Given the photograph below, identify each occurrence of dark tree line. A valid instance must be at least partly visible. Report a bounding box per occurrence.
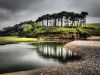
[0,20,35,36]
[36,11,88,27]
[0,11,88,36]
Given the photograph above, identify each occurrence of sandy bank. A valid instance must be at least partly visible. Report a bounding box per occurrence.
[63,40,100,52]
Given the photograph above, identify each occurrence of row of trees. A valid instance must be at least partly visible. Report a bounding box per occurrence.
[36,11,88,27]
[0,21,35,36]
[0,11,88,36]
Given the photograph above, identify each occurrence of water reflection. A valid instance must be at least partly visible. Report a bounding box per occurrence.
[0,42,80,74]
[33,42,80,63]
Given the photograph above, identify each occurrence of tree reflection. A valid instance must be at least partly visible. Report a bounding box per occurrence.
[36,42,80,63]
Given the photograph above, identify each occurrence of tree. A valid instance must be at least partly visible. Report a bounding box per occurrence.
[74,13,80,27]
[44,14,50,26]
[36,17,43,26]
[58,11,67,27]
[65,12,70,27]
[50,13,58,26]
[81,11,88,27]
[69,12,75,27]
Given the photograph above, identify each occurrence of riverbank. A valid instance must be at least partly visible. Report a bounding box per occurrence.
[1,40,100,75]
[0,36,42,44]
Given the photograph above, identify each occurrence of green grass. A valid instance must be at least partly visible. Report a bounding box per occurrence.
[0,36,42,43]
[42,27,92,34]
[86,23,100,34]
[42,27,78,33]
[42,24,100,34]
[87,23,100,28]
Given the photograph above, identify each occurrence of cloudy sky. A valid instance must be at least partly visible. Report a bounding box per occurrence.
[0,0,100,29]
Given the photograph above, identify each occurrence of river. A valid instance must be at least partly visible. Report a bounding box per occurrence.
[0,41,80,74]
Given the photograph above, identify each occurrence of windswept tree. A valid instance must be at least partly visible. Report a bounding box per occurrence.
[66,12,76,27]
[58,11,67,27]
[36,14,50,26]
[36,17,43,26]
[36,11,88,27]
[2,26,15,36]
[44,14,50,26]
[81,11,88,27]
[74,13,80,27]
[50,13,58,26]
[65,12,70,27]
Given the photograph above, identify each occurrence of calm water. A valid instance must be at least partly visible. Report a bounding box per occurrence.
[0,41,80,73]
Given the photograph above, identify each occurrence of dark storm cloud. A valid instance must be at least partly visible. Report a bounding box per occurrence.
[0,0,46,28]
[67,0,100,17]
[0,0,100,29]
[0,0,43,11]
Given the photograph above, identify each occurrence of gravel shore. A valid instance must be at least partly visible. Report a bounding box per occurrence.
[1,40,100,75]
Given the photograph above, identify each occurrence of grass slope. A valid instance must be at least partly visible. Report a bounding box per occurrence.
[0,36,40,43]
[87,23,100,28]
[87,23,100,34]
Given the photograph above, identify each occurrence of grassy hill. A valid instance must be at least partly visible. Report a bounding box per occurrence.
[87,23,100,28]
[86,23,100,35]
[0,22,100,39]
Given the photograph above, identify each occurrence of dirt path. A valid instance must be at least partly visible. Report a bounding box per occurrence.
[1,40,100,75]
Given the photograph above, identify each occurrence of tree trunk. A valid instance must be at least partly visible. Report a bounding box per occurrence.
[54,18,57,26]
[66,19,69,27]
[85,17,86,27]
[47,19,49,26]
[61,18,63,27]
[77,20,79,27]
[42,20,44,26]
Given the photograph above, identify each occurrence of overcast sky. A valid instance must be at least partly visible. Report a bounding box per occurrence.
[0,0,100,29]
